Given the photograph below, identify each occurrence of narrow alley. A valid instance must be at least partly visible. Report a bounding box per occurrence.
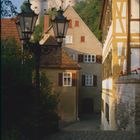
[43,114,140,140]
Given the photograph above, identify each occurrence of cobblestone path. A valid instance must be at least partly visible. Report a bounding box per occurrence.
[43,130,140,140]
[43,114,140,140]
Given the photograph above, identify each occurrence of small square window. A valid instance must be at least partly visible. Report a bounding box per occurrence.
[81,36,85,42]
[69,19,72,28]
[69,54,76,60]
[75,20,79,27]
[85,74,93,86]
[84,55,96,63]
[65,35,73,44]
[63,72,72,86]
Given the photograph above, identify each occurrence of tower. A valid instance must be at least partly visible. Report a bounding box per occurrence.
[30,0,48,24]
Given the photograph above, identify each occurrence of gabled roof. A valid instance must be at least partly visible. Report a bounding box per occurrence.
[1,18,21,45]
[40,6,102,54]
[40,36,80,70]
[64,6,101,45]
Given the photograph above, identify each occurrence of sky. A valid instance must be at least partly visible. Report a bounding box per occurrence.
[11,0,25,12]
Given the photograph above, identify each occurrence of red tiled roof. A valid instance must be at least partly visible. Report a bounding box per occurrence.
[40,46,80,70]
[1,18,21,45]
[40,36,80,70]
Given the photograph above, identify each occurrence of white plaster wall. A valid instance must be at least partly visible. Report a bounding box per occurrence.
[101,93,117,130]
[116,80,138,132]
[102,78,113,90]
[103,22,113,62]
[131,48,140,71]
[130,22,140,33]
[131,0,140,19]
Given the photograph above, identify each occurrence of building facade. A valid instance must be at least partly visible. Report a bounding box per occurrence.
[40,6,102,117]
[63,6,102,116]
[40,41,80,124]
[100,0,140,132]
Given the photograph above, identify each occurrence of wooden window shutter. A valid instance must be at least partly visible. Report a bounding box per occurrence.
[69,19,72,28]
[72,73,76,86]
[82,74,85,86]
[58,73,63,86]
[78,54,83,62]
[75,20,79,27]
[81,36,85,42]
[96,55,102,63]
[93,75,97,87]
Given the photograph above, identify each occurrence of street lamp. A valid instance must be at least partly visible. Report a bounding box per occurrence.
[16,0,69,94]
[16,0,38,41]
[51,7,69,46]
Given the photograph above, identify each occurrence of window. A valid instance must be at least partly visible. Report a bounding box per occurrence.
[69,54,76,60]
[69,19,72,28]
[82,74,97,87]
[58,73,76,87]
[84,55,96,63]
[81,36,85,42]
[63,72,72,86]
[85,74,93,86]
[75,20,79,27]
[65,35,73,44]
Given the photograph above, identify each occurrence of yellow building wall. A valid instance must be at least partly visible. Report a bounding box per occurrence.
[41,68,79,123]
[102,0,140,130]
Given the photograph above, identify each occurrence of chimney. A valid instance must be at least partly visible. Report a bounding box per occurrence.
[44,14,50,33]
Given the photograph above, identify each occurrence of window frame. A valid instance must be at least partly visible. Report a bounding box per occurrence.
[85,74,93,86]
[80,36,85,42]
[84,54,96,63]
[75,20,79,27]
[65,35,73,44]
[63,72,72,87]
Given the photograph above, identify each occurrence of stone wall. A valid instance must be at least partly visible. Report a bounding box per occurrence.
[116,74,140,133]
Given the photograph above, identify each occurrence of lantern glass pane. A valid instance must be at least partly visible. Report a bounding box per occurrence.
[31,15,38,32]
[63,20,69,37]
[57,22,65,37]
[19,16,25,32]
[16,22,23,40]
[24,16,32,32]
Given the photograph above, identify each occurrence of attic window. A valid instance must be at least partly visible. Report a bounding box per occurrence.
[75,20,79,27]
[81,36,85,42]
[69,19,72,28]
[65,35,73,44]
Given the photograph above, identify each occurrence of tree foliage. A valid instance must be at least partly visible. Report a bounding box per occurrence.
[74,0,102,40]
[1,38,59,139]
[1,0,17,17]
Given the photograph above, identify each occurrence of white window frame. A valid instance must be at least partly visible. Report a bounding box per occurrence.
[63,72,72,86]
[65,35,73,44]
[85,74,93,86]
[69,54,76,60]
[84,55,96,63]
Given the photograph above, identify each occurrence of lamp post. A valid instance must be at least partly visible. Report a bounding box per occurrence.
[51,7,69,47]
[16,1,69,95]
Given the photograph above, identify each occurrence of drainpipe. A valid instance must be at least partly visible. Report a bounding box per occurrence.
[126,0,131,75]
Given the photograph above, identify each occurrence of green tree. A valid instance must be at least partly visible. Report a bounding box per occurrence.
[1,0,17,17]
[74,0,102,40]
[1,37,59,140]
